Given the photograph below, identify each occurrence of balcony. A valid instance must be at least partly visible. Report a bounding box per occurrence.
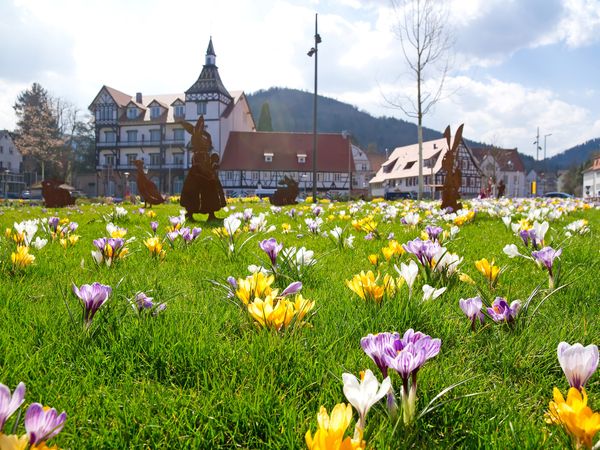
[96,163,188,171]
[97,138,186,148]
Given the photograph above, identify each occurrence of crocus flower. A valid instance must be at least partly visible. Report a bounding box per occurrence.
[259,238,283,266]
[305,403,363,450]
[486,297,521,323]
[394,261,419,299]
[72,282,112,328]
[281,281,302,296]
[360,332,400,378]
[532,246,562,288]
[557,342,599,390]
[425,225,443,242]
[546,387,600,449]
[11,246,35,269]
[475,258,500,287]
[342,369,391,431]
[24,402,67,446]
[0,382,25,431]
[402,238,441,268]
[459,296,485,330]
[503,244,521,259]
[223,215,241,237]
[150,221,159,233]
[422,284,446,301]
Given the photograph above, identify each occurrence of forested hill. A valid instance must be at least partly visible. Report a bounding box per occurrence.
[247,87,600,171]
[246,87,443,153]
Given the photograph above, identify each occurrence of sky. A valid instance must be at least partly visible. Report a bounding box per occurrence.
[1,0,600,158]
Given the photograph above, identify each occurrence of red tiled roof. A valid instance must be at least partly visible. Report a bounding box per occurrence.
[104,86,133,107]
[220,132,353,172]
[471,147,525,172]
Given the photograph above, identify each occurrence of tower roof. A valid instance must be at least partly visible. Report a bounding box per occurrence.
[185,38,231,99]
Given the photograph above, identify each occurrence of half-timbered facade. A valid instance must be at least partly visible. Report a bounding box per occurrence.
[219,132,370,198]
[89,38,255,197]
[370,137,484,198]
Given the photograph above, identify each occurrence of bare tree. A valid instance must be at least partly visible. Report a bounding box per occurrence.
[385,0,453,200]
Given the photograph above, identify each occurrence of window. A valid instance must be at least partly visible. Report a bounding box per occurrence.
[104,131,116,143]
[334,173,342,182]
[173,153,184,166]
[150,106,161,119]
[383,159,397,173]
[0,145,3,154]
[174,105,184,117]
[127,153,137,165]
[150,130,161,142]
[8,147,13,155]
[197,102,207,115]
[404,161,416,170]
[297,154,306,164]
[104,155,115,166]
[149,153,161,166]
[252,172,258,180]
[96,106,115,121]
[7,162,11,170]
[127,107,138,119]
[173,128,184,141]
[127,130,138,142]
[264,153,273,163]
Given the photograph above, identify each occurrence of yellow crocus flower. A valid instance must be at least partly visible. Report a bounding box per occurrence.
[346,271,394,304]
[368,254,379,266]
[146,210,157,218]
[547,387,600,449]
[11,246,35,269]
[305,403,365,450]
[235,272,275,305]
[475,258,500,284]
[282,223,291,233]
[247,294,294,331]
[458,272,476,285]
[144,236,165,259]
[381,246,394,262]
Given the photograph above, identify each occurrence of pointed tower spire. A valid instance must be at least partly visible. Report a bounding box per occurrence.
[205,36,216,66]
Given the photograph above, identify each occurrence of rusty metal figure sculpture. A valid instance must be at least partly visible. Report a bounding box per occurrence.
[133,160,165,207]
[441,124,464,212]
[271,176,299,206]
[41,179,75,208]
[179,116,226,221]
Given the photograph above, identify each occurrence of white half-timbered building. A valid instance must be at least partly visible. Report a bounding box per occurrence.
[370,137,484,198]
[89,38,255,197]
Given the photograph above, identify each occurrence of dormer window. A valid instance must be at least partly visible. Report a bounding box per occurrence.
[174,105,184,117]
[297,153,307,164]
[150,106,161,119]
[127,107,138,119]
[264,152,273,163]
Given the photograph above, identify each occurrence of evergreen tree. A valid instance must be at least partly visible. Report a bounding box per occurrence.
[13,83,64,179]
[257,102,273,131]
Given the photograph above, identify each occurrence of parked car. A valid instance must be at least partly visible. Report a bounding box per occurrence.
[544,192,573,198]
[384,191,415,200]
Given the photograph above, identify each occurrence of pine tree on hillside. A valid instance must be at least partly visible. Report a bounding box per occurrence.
[13,83,64,180]
[257,102,273,131]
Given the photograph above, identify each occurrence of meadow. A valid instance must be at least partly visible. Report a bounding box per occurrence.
[0,197,598,449]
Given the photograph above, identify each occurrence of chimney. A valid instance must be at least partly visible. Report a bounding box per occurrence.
[433,143,437,149]
[135,92,142,103]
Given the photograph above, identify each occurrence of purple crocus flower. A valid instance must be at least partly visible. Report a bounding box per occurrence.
[519,229,530,247]
[166,231,179,242]
[93,237,107,251]
[227,276,238,289]
[24,402,67,446]
[281,281,302,296]
[287,208,297,218]
[0,382,26,431]
[259,238,283,266]
[487,297,521,323]
[459,296,485,330]
[48,217,60,232]
[153,303,167,316]
[360,332,400,378]
[106,237,124,252]
[532,246,562,277]
[425,225,443,242]
[312,206,323,217]
[364,232,374,241]
[150,221,159,233]
[169,216,182,228]
[134,292,154,311]
[68,222,79,233]
[402,238,441,267]
[191,227,202,239]
[72,282,112,327]
[180,227,193,243]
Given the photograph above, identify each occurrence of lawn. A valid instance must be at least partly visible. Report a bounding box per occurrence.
[0,197,598,449]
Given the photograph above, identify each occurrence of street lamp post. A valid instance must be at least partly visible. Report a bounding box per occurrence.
[307,13,321,203]
[544,133,552,161]
[124,172,130,199]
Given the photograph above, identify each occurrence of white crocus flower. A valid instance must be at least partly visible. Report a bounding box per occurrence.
[422,284,446,301]
[14,220,38,246]
[247,265,269,275]
[532,221,549,245]
[511,223,521,235]
[394,261,419,298]
[223,215,241,236]
[402,212,420,226]
[31,237,48,250]
[502,216,512,229]
[330,226,343,240]
[342,369,391,430]
[344,235,355,248]
[114,206,128,218]
[557,342,599,390]
[503,244,521,258]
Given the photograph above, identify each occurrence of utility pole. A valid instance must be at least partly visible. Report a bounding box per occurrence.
[544,133,552,160]
[307,13,321,203]
[534,127,541,161]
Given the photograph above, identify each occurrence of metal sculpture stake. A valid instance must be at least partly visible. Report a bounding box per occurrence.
[179,116,226,221]
[271,176,299,206]
[133,160,165,207]
[441,124,464,212]
[42,179,75,208]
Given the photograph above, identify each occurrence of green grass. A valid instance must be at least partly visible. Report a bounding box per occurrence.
[0,199,598,449]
